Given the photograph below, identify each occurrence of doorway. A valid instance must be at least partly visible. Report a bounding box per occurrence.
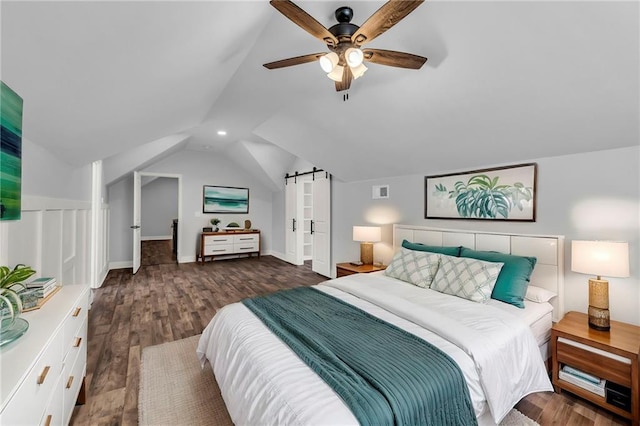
[132,172,182,273]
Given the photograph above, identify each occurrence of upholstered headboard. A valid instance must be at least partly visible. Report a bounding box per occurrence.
[393,224,565,322]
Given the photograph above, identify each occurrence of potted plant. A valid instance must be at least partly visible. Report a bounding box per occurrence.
[0,264,36,330]
[210,218,221,232]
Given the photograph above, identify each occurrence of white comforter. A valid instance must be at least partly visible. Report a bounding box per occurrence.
[197,273,552,425]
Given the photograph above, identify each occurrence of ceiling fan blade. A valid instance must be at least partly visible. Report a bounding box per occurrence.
[363,48,427,69]
[270,0,338,46]
[352,0,424,46]
[335,66,353,92]
[263,53,325,70]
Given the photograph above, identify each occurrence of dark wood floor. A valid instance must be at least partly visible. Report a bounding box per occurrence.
[71,243,629,426]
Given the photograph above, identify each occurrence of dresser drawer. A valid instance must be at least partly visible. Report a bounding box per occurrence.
[63,292,88,353]
[204,235,233,245]
[234,242,259,253]
[204,244,234,255]
[39,374,63,426]
[1,330,63,425]
[62,323,87,425]
[233,234,259,244]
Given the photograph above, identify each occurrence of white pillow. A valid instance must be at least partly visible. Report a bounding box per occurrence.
[525,285,557,303]
[384,247,441,288]
[431,255,504,303]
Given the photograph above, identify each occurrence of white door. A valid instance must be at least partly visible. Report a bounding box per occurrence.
[132,171,141,274]
[285,181,303,265]
[311,174,331,277]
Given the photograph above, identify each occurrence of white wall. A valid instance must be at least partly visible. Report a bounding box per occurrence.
[108,149,274,264]
[327,146,640,325]
[141,177,178,238]
[0,138,98,289]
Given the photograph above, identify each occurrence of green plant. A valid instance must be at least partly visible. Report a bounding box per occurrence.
[435,174,533,219]
[0,264,36,327]
[210,218,221,226]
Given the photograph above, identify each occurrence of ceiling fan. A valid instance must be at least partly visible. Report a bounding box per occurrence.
[264,0,427,92]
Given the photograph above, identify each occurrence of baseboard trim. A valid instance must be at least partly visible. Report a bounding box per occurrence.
[269,251,287,262]
[109,261,133,270]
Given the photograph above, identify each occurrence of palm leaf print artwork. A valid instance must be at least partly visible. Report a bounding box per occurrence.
[426,163,536,221]
[434,174,532,219]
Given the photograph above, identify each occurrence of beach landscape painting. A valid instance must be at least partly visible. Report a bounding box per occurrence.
[0,81,23,221]
[203,185,249,214]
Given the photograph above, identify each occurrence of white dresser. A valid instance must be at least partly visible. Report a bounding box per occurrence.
[0,285,89,425]
[199,230,260,263]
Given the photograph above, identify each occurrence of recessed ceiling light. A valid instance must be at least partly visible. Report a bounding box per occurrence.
[217,130,227,136]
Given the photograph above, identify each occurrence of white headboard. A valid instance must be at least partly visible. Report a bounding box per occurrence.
[393,224,565,322]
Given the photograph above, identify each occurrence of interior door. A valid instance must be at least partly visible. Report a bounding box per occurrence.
[311,174,331,277]
[285,181,300,265]
[132,171,141,274]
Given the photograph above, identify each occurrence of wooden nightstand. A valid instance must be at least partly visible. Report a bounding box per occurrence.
[336,262,386,278]
[551,311,640,425]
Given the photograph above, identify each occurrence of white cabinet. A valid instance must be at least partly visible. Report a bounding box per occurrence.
[0,285,89,426]
[199,231,261,263]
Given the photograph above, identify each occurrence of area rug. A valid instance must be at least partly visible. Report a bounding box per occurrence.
[139,335,539,426]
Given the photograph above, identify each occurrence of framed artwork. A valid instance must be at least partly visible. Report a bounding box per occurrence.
[0,81,23,221]
[425,163,537,221]
[203,185,249,214]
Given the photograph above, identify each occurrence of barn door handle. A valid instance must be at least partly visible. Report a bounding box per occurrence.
[311,220,315,235]
[292,218,296,232]
[130,225,140,229]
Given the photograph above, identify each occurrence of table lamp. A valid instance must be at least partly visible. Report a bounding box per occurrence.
[571,240,629,331]
[353,226,381,265]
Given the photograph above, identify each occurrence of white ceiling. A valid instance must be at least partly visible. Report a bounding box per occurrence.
[2,1,638,185]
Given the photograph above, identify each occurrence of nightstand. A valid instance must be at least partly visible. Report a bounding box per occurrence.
[336,262,386,278]
[551,311,640,425]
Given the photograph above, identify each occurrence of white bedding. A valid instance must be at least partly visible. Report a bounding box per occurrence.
[197,273,553,425]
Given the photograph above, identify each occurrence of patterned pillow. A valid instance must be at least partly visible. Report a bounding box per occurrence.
[384,247,441,288]
[431,255,504,303]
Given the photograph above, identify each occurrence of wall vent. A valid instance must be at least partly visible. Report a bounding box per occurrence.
[372,185,389,199]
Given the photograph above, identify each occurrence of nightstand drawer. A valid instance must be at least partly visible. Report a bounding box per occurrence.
[557,338,632,388]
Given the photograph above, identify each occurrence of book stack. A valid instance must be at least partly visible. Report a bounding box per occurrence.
[559,365,606,397]
[27,277,58,299]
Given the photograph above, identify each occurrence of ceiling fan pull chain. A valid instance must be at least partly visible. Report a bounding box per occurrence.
[343,92,349,102]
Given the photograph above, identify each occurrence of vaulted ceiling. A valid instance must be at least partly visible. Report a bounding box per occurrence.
[2,1,638,187]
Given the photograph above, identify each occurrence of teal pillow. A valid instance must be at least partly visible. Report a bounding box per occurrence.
[459,247,537,308]
[402,240,461,257]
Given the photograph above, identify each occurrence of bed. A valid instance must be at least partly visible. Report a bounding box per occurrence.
[197,225,565,425]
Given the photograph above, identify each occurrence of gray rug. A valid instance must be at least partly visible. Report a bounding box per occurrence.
[139,335,539,426]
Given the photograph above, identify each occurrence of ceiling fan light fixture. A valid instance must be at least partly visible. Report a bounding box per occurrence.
[319,52,339,73]
[345,47,364,67]
[327,65,344,82]
[350,63,368,79]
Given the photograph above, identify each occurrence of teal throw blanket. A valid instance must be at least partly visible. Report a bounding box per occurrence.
[243,287,477,426]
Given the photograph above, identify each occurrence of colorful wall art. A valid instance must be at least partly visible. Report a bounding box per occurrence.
[0,81,23,221]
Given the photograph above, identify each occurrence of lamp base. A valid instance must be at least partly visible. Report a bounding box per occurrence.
[588,305,610,331]
[360,242,373,265]
[588,277,610,331]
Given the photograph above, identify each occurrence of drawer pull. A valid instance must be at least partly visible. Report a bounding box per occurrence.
[44,414,52,426]
[66,375,74,389]
[37,366,50,385]
[239,247,254,250]
[239,237,253,241]
[74,337,83,347]
[212,249,226,252]
[72,307,82,317]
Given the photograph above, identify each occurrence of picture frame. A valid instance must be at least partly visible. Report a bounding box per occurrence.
[0,82,23,221]
[425,163,537,221]
[203,185,249,214]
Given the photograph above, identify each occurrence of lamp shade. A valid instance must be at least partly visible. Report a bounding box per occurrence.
[345,47,364,67]
[319,52,339,73]
[571,240,630,278]
[353,226,381,243]
[327,65,344,82]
